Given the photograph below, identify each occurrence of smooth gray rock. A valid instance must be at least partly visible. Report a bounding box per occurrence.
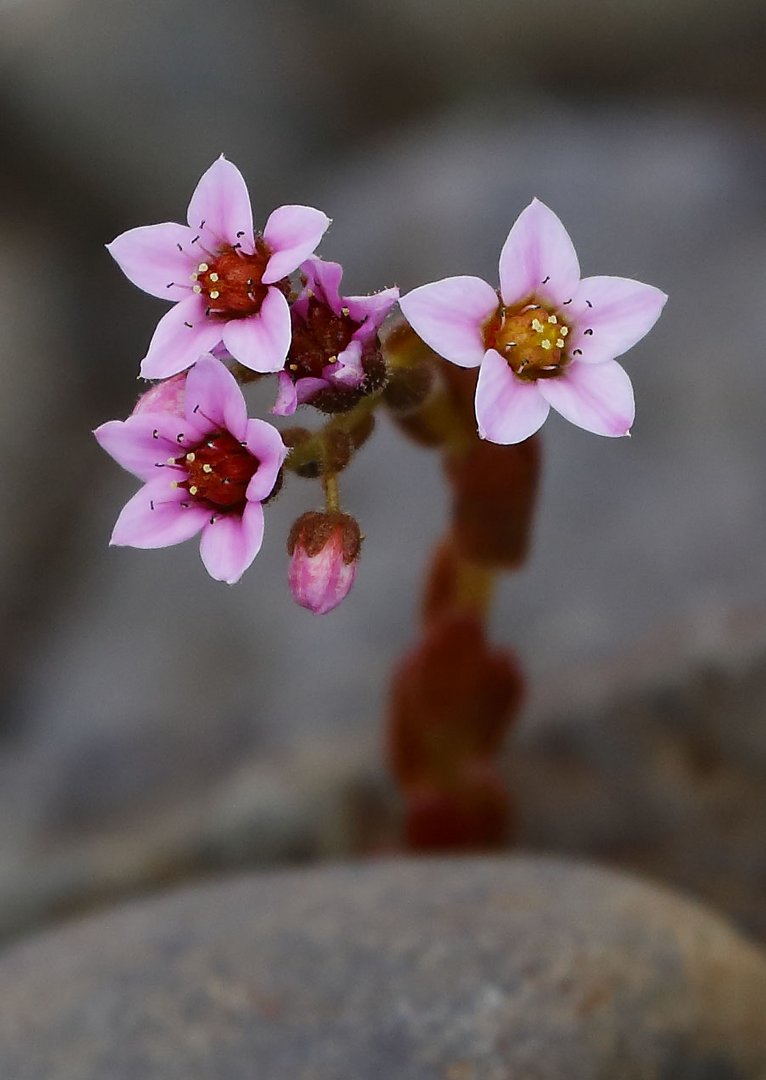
[0,857,764,1079]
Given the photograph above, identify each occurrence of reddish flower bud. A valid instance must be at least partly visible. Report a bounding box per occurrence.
[287,511,362,615]
[388,612,524,788]
[445,434,541,569]
[404,762,513,851]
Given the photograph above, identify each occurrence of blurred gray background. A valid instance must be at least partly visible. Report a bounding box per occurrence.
[0,0,764,942]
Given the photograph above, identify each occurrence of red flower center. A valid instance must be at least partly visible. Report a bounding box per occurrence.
[175,431,259,512]
[484,303,571,382]
[193,240,273,320]
[287,298,359,380]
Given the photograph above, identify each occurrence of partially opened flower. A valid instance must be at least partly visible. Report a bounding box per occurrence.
[108,157,330,380]
[273,257,398,416]
[94,355,287,584]
[400,199,667,444]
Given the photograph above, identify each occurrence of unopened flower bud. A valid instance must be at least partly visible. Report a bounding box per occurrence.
[287,511,362,615]
[132,372,187,417]
[383,357,435,415]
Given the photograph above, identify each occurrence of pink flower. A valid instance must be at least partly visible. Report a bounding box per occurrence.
[94,355,287,584]
[400,199,667,444]
[107,157,330,380]
[273,257,398,416]
[287,510,362,614]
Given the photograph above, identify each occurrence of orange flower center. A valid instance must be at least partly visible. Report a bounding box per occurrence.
[485,303,571,382]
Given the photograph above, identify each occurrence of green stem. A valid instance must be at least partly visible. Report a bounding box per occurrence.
[454,557,496,619]
[323,469,340,513]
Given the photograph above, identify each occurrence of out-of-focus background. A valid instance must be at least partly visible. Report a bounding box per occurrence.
[0,0,764,944]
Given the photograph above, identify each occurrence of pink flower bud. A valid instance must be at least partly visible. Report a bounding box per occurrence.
[287,511,362,615]
[132,372,188,418]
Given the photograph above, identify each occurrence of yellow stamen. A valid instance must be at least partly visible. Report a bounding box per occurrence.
[202,464,213,473]
[186,452,195,462]
[560,326,569,337]
[548,314,558,325]
[209,290,220,300]
[341,307,350,317]
[197,262,209,273]
[189,485,198,495]
[209,272,219,282]
[531,318,544,333]
[540,339,552,351]
[556,338,565,349]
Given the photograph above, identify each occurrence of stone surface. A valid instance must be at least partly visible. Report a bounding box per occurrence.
[0,603,765,948]
[0,857,765,1079]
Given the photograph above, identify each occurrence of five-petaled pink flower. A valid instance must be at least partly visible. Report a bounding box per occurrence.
[273,257,399,416]
[107,157,330,380]
[94,355,287,584]
[400,199,667,444]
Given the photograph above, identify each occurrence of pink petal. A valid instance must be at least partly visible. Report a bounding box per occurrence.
[567,276,668,365]
[262,205,331,284]
[498,199,581,309]
[289,536,357,615]
[301,257,343,313]
[295,377,330,404]
[475,349,550,444]
[95,411,206,481]
[222,287,291,372]
[199,501,265,584]
[538,359,635,437]
[328,340,364,387]
[184,354,247,441]
[110,477,208,549]
[244,419,288,501]
[186,156,255,252]
[140,295,223,379]
[399,276,497,368]
[272,371,299,416]
[346,287,400,338]
[290,292,311,322]
[107,223,196,300]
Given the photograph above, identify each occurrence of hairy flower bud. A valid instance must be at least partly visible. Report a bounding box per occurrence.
[287,511,362,615]
[383,356,435,415]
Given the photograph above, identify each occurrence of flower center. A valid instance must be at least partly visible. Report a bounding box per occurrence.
[485,303,570,382]
[174,431,259,512]
[287,298,359,381]
[192,239,272,319]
